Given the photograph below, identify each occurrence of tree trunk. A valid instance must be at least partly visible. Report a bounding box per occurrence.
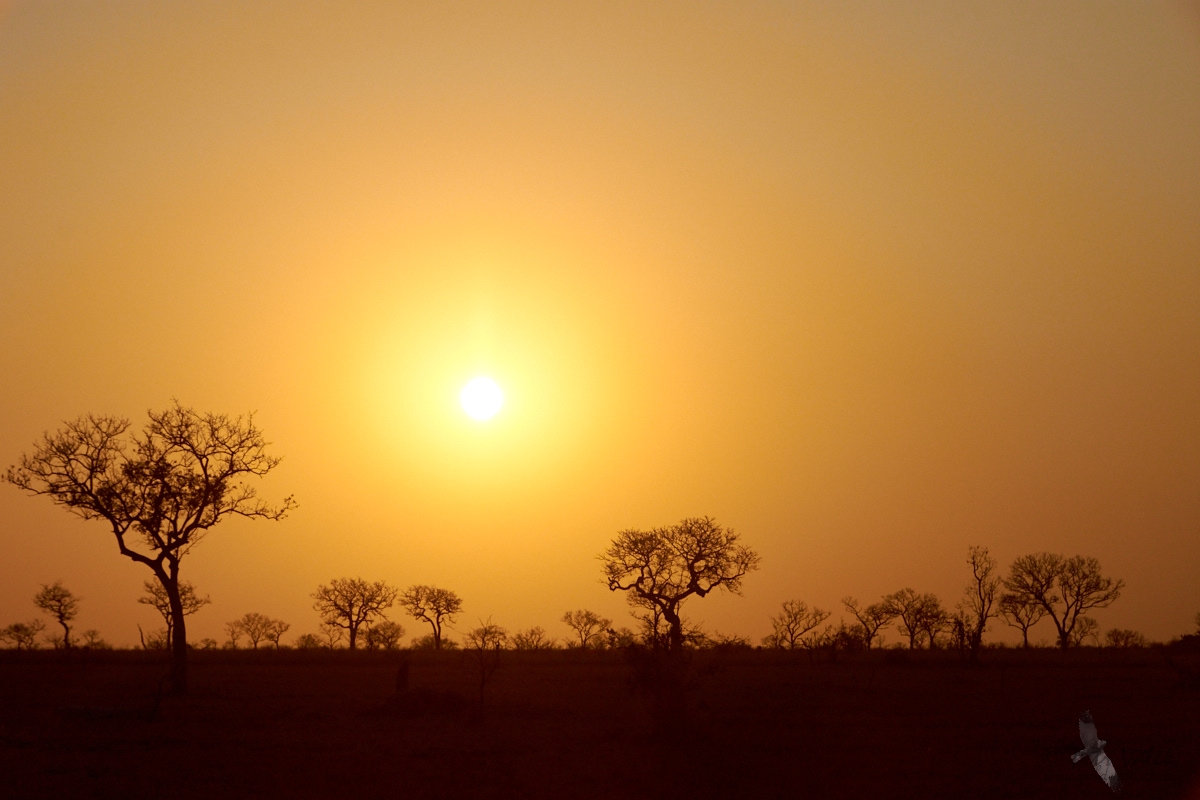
[165,579,188,695]
[348,624,358,650]
[970,622,985,662]
[59,620,72,650]
[662,606,683,653]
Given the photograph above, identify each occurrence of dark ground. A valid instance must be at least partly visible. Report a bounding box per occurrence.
[1,646,1197,799]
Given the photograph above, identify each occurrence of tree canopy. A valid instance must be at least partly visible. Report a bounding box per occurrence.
[1003,553,1124,649]
[33,581,81,649]
[601,517,760,652]
[6,403,294,692]
[312,578,397,650]
[399,585,463,650]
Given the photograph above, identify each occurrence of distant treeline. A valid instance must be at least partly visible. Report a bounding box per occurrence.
[5,404,1198,699]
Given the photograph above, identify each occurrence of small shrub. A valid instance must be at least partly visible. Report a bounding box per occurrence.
[1104,629,1147,648]
[411,633,458,650]
[512,626,557,650]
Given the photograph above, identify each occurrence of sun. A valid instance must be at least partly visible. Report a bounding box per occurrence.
[459,376,504,420]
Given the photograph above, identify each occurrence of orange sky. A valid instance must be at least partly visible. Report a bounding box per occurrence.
[1,2,1197,648]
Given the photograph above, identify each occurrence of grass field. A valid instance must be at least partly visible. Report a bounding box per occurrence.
[1,647,1197,799]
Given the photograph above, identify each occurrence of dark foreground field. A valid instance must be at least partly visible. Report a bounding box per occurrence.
[1,647,1198,799]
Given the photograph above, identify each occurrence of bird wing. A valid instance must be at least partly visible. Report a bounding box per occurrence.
[1079,716,1099,748]
[1090,751,1121,792]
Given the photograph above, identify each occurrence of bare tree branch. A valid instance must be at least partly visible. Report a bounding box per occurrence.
[312,578,397,650]
[399,585,463,650]
[600,517,760,653]
[1004,553,1124,649]
[6,403,293,693]
[761,600,829,650]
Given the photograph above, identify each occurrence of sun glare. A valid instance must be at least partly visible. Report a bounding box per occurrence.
[460,376,504,420]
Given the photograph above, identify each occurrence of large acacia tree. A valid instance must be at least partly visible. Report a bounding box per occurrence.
[841,596,895,649]
[312,578,397,650]
[399,585,463,650]
[882,588,944,649]
[1003,553,1124,649]
[5,403,295,693]
[33,581,81,649]
[601,517,760,653]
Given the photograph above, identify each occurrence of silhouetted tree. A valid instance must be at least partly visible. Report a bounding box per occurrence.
[465,618,507,709]
[137,624,168,650]
[604,626,638,649]
[841,596,895,649]
[705,631,753,650]
[816,620,867,661]
[957,545,1001,661]
[1003,553,1124,649]
[1194,611,1200,634]
[1104,628,1146,648]
[997,592,1046,648]
[628,597,668,648]
[399,585,462,650]
[318,622,344,649]
[561,609,612,648]
[79,629,110,649]
[601,517,760,653]
[882,588,941,649]
[33,581,80,649]
[138,579,211,649]
[762,600,829,650]
[363,620,405,650]
[294,633,323,649]
[223,621,243,649]
[312,578,397,650]
[265,619,290,648]
[5,404,295,693]
[229,612,288,649]
[512,626,557,650]
[916,595,950,649]
[624,591,713,649]
[948,610,970,656]
[1,620,45,650]
[411,633,459,650]
[1070,616,1101,647]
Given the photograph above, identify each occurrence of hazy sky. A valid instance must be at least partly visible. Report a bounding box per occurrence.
[2,2,1197,648]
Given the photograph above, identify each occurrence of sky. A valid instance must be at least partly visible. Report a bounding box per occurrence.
[1,1,1197,648]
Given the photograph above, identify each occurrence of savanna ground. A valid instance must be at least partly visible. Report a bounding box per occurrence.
[1,646,1198,799]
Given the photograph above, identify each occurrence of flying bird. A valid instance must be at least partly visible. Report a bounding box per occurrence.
[1072,710,1122,792]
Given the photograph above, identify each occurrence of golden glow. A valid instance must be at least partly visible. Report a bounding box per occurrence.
[460,376,504,420]
[0,4,1196,648]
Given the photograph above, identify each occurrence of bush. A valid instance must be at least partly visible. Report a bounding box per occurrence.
[363,620,405,650]
[1167,633,1200,653]
[1,621,46,650]
[512,626,557,650]
[1104,629,1147,648]
[293,633,324,650]
[80,630,112,650]
[410,634,458,650]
